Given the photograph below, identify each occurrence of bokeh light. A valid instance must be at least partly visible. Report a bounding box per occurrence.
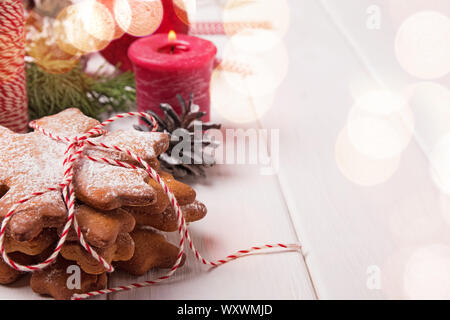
[409,82,450,194]
[173,0,196,26]
[347,91,414,159]
[114,0,164,37]
[407,82,450,154]
[395,11,450,79]
[227,28,284,55]
[80,1,115,42]
[221,30,289,98]
[54,8,83,56]
[210,68,275,123]
[387,0,450,28]
[430,133,450,195]
[54,1,115,55]
[97,0,126,39]
[403,245,450,299]
[223,0,290,39]
[335,127,401,186]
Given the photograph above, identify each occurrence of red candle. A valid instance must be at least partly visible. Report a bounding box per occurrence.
[101,0,189,71]
[128,32,217,121]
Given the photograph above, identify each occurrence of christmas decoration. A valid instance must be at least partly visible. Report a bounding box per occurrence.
[135,94,221,178]
[26,62,136,120]
[25,11,80,74]
[100,0,190,71]
[0,0,28,133]
[24,7,135,120]
[0,109,206,298]
[129,32,217,121]
[0,109,298,300]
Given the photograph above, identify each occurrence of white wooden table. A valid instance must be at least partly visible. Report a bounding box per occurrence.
[3,0,450,300]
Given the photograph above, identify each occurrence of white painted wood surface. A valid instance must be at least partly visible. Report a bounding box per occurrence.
[256,0,450,299]
[2,0,449,300]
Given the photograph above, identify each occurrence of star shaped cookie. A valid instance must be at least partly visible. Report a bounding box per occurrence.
[0,109,169,241]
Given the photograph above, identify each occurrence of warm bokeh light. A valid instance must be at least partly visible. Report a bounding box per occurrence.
[408,82,450,195]
[403,245,450,299]
[221,30,289,97]
[223,0,290,39]
[335,127,401,186]
[430,133,450,195]
[173,0,196,26]
[54,1,114,55]
[80,0,115,42]
[26,12,80,74]
[114,0,164,37]
[407,82,450,154]
[347,91,414,159]
[210,68,275,123]
[387,0,450,28]
[53,7,84,56]
[348,74,381,101]
[96,0,126,39]
[395,11,450,79]
[227,28,283,55]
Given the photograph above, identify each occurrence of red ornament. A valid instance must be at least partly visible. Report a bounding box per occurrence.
[100,0,189,71]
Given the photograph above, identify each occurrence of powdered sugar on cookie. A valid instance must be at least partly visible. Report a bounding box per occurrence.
[0,110,166,240]
[87,130,169,162]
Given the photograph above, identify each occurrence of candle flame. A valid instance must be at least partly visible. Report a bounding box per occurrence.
[168,30,177,42]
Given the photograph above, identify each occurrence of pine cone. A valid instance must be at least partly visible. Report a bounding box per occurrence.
[135,94,221,179]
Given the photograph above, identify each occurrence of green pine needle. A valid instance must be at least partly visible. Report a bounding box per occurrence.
[26,62,136,120]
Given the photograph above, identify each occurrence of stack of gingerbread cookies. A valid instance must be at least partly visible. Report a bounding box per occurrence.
[0,109,207,299]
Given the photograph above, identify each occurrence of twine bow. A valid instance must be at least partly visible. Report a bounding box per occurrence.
[0,112,301,300]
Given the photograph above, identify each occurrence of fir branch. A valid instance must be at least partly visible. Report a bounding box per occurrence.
[26,62,136,120]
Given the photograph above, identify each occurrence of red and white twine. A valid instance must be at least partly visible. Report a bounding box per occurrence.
[190,21,272,36]
[215,58,253,77]
[0,112,300,300]
[0,0,28,133]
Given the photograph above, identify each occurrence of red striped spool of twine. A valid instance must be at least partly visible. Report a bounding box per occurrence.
[0,0,28,133]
